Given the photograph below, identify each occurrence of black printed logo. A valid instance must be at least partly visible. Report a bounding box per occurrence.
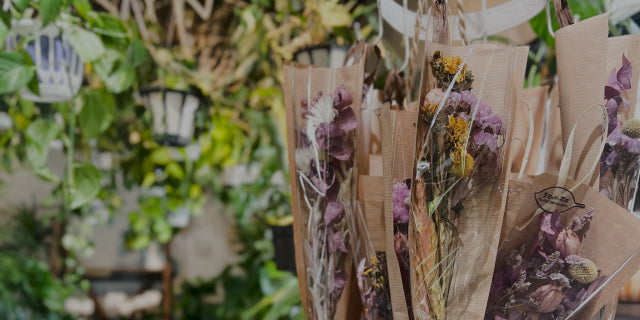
[534,186,585,213]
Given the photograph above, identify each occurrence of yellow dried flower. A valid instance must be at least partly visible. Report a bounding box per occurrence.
[450,151,474,178]
[569,258,598,284]
[445,116,470,150]
[442,56,463,75]
[622,119,640,139]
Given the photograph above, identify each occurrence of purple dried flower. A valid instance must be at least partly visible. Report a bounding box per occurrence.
[331,269,348,299]
[328,229,348,254]
[333,85,353,111]
[473,132,498,153]
[392,182,411,224]
[565,255,588,268]
[474,101,504,135]
[607,54,632,93]
[570,208,594,239]
[324,201,345,227]
[310,161,336,195]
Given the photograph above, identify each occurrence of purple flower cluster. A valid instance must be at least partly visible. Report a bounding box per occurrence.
[487,209,605,320]
[604,55,632,133]
[392,181,411,224]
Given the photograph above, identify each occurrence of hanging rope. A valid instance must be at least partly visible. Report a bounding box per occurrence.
[456,0,467,45]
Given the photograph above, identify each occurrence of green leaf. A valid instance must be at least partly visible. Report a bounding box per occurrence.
[34,166,60,183]
[150,148,172,165]
[25,119,61,167]
[92,47,120,77]
[69,163,101,209]
[0,52,36,94]
[153,218,172,243]
[66,27,105,62]
[41,0,62,26]
[165,162,185,179]
[102,67,135,93]
[12,0,30,12]
[78,89,115,140]
[72,0,92,20]
[122,39,147,69]
[20,49,40,96]
[141,172,157,188]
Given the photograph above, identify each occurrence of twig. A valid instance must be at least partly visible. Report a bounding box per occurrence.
[553,0,574,28]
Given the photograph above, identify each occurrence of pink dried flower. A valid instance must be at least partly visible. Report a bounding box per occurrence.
[392,182,411,224]
[554,228,581,258]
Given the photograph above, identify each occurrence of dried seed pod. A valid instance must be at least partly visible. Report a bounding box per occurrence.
[569,258,598,284]
[555,228,581,257]
[530,283,564,313]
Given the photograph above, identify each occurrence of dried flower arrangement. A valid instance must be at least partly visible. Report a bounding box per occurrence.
[392,179,413,316]
[411,50,506,319]
[356,251,393,320]
[600,54,640,211]
[293,84,358,319]
[486,208,606,319]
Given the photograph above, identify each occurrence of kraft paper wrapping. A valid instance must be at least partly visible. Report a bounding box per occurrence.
[382,103,419,320]
[495,172,640,320]
[547,85,564,174]
[283,59,365,319]
[555,14,609,187]
[359,175,386,252]
[410,42,527,319]
[510,86,549,176]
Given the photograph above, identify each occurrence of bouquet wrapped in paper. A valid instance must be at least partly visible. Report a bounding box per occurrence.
[410,42,526,319]
[487,105,640,319]
[381,103,419,319]
[283,53,365,319]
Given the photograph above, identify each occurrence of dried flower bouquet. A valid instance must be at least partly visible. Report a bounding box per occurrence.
[600,54,640,211]
[293,84,359,319]
[411,50,507,319]
[487,209,606,319]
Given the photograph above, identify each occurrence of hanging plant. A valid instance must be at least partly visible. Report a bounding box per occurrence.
[140,87,206,147]
[4,19,84,102]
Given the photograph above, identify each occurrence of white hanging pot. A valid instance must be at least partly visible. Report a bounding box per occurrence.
[5,19,84,103]
[140,87,204,147]
[293,44,350,68]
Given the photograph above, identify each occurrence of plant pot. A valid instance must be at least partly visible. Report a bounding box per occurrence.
[140,87,204,147]
[5,19,84,102]
[271,225,296,273]
[293,44,349,68]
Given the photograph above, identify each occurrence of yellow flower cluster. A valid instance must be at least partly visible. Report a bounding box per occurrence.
[445,116,469,150]
[445,116,474,178]
[442,56,463,74]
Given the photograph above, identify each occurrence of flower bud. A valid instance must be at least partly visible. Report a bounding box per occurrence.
[555,228,581,257]
[569,258,599,284]
[530,284,564,314]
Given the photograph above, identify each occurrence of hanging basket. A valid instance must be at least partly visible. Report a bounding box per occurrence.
[293,44,349,68]
[140,87,204,147]
[5,19,84,103]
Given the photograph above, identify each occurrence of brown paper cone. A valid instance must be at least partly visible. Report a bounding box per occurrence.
[283,59,365,319]
[555,14,609,187]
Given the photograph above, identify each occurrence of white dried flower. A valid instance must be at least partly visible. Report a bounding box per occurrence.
[305,95,336,149]
[295,147,315,174]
